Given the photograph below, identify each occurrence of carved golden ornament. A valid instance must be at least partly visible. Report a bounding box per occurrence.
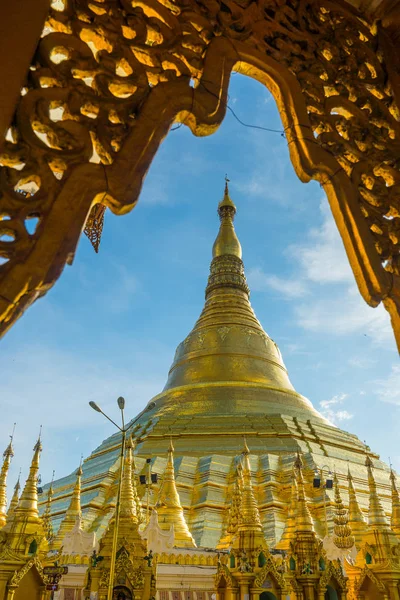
[9,556,48,587]
[254,556,287,588]
[354,565,389,594]
[318,562,347,592]
[84,202,107,252]
[215,564,236,589]
[114,547,145,588]
[1,0,400,348]
[99,567,110,589]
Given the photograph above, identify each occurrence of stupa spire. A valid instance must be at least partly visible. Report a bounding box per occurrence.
[131,436,143,523]
[333,473,354,550]
[347,467,367,546]
[211,177,242,261]
[0,427,15,527]
[160,180,326,428]
[6,470,21,525]
[156,439,196,547]
[365,455,390,530]
[390,469,400,536]
[119,436,137,521]
[219,462,243,549]
[15,431,42,519]
[42,471,54,542]
[294,454,315,534]
[54,460,83,548]
[238,439,262,530]
[276,469,297,550]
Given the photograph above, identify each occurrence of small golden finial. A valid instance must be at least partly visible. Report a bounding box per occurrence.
[0,427,16,527]
[77,455,83,477]
[224,174,230,195]
[294,452,303,471]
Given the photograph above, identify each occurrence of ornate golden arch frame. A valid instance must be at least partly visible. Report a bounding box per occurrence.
[1,0,400,350]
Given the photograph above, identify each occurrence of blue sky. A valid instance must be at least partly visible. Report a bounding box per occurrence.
[1,74,399,493]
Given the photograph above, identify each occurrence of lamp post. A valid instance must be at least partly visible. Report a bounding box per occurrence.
[313,465,333,537]
[89,397,137,600]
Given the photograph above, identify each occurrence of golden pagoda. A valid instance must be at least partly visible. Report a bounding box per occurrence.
[25,182,400,600]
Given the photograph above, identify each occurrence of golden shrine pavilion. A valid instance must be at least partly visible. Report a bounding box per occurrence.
[1,184,400,600]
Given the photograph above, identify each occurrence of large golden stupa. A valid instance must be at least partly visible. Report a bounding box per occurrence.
[45,183,392,551]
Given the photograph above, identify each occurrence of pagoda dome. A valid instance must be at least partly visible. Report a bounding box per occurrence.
[147,181,327,431]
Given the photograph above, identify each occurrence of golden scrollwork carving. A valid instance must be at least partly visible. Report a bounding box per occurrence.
[318,562,347,593]
[9,557,47,587]
[254,556,286,588]
[1,0,400,348]
[353,565,389,594]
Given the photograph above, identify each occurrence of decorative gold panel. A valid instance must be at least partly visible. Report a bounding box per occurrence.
[1,0,400,348]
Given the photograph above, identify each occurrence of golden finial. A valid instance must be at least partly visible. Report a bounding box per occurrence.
[294,451,303,472]
[15,431,42,518]
[294,454,315,534]
[0,425,16,527]
[390,468,400,536]
[333,472,354,550]
[118,435,138,521]
[5,469,21,526]
[218,175,236,215]
[212,178,242,260]
[156,440,196,547]
[130,435,143,524]
[347,466,367,546]
[217,460,244,549]
[276,468,298,550]
[365,454,390,530]
[238,440,262,530]
[43,470,55,542]
[53,459,84,548]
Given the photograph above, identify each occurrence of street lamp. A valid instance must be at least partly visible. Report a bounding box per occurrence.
[89,397,136,600]
[313,465,333,537]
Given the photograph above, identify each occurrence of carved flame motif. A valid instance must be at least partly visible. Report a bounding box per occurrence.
[1,0,400,346]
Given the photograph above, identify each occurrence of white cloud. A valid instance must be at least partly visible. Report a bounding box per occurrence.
[374,364,400,405]
[289,202,354,284]
[247,267,308,298]
[288,201,392,346]
[319,393,354,425]
[0,341,169,496]
[348,356,377,369]
[295,286,392,344]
